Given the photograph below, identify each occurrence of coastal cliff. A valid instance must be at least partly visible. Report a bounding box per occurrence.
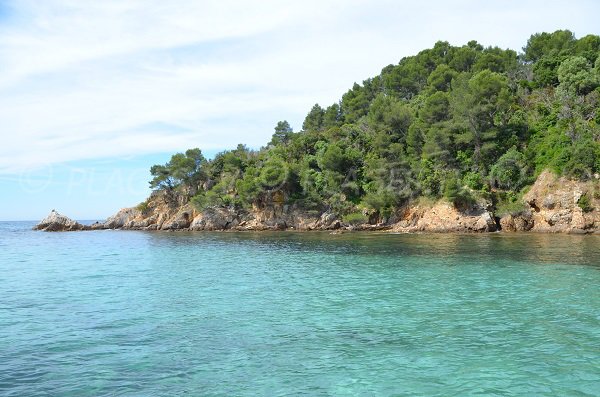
[33,33,600,234]
[36,170,599,233]
[499,170,600,233]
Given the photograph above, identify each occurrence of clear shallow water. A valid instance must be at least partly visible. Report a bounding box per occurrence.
[0,222,599,397]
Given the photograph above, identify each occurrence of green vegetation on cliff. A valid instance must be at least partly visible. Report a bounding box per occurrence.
[150,30,600,220]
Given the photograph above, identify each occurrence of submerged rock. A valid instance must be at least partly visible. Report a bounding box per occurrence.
[34,210,88,231]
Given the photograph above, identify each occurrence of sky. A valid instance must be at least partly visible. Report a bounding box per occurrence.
[0,0,599,221]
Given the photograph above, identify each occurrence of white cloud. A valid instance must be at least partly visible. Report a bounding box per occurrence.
[0,0,598,173]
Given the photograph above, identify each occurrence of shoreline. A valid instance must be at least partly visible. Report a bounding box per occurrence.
[34,222,600,235]
[34,171,600,235]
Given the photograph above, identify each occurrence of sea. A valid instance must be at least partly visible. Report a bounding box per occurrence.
[0,221,599,396]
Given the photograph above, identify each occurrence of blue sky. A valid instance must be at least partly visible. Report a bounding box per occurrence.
[1,0,599,220]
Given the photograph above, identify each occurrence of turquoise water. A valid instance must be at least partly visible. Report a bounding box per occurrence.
[0,222,599,396]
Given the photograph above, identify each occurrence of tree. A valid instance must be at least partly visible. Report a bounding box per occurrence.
[557,56,598,96]
[489,147,528,190]
[149,148,206,192]
[523,30,575,62]
[302,104,325,131]
[532,55,566,87]
[451,70,511,171]
[427,64,457,92]
[149,164,175,190]
[443,175,474,207]
[367,93,413,142]
[562,142,600,180]
[341,83,370,123]
[317,143,360,173]
[421,91,450,124]
[406,122,425,160]
[449,45,478,72]
[383,56,428,99]
[574,34,600,62]
[270,120,293,145]
[323,103,343,128]
[473,47,517,74]
[554,57,600,141]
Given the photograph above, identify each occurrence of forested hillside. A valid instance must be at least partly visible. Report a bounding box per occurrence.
[147,30,600,222]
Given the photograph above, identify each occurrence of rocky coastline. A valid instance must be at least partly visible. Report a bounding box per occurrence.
[35,170,600,234]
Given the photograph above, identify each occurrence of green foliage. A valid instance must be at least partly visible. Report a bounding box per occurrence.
[259,158,289,190]
[494,191,528,216]
[490,147,529,190]
[235,167,262,206]
[450,70,511,171]
[417,159,443,197]
[577,193,593,213]
[367,93,413,136]
[427,64,457,92]
[362,188,398,214]
[533,55,566,87]
[472,47,517,74]
[150,148,206,191]
[463,171,484,190]
[341,79,381,123]
[136,200,150,214]
[323,103,343,128]
[270,120,293,145]
[449,45,477,72]
[148,30,600,219]
[443,176,474,207]
[562,141,600,180]
[383,56,428,99]
[523,30,576,63]
[303,104,325,131]
[342,211,369,225]
[421,91,450,123]
[191,187,235,210]
[557,56,599,96]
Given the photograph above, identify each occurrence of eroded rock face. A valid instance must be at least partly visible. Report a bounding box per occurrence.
[161,208,194,230]
[520,170,599,233]
[190,207,241,231]
[103,208,140,229]
[499,212,534,232]
[392,202,497,233]
[312,211,341,230]
[34,210,88,231]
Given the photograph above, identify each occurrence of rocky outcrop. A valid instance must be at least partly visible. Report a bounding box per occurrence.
[104,207,140,229]
[36,170,600,233]
[498,212,534,232]
[238,206,338,231]
[34,210,88,231]
[160,206,195,230]
[392,202,497,233]
[190,207,241,231]
[499,170,599,233]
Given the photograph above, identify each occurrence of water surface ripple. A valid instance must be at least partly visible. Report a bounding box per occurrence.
[0,222,599,396]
